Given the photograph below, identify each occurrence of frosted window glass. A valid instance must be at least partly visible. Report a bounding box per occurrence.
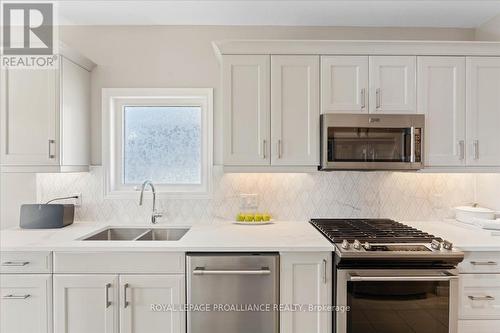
[123,106,202,185]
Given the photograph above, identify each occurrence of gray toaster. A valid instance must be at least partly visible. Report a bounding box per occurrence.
[20,204,74,229]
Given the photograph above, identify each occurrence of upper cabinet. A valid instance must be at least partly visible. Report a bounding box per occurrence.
[321,56,416,114]
[222,55,270,166]
[215,40,500,171]
[222,54,319,168]
[466,57,500,167]
[369,56,417,114]
[418,57,466,167]
[1,47,95,173]
[271,56,320,166]
[321,56,368,113]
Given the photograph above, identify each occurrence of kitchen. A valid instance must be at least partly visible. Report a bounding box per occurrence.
[1,1,500,333]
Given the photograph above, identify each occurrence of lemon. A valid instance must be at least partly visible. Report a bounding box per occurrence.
[244,214,254,222]
[254,214,263,222]
[236,213,245,222]
[262,213,271,222]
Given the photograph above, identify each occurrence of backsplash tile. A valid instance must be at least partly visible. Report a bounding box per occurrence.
[37,167,475,224]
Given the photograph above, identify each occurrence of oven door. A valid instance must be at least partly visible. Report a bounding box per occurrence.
[320,114,424,170]
[336,269,458,333]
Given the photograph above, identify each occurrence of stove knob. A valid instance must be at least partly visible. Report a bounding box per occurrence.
[341,240,350,250]
[363,242,371,250]
[442,240,453,250]
[431,239,441,250]
[353,240,362,250]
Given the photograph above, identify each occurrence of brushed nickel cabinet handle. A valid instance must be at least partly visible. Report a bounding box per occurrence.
[473,140,479,160]
[262,140,266,159]
[468,295,495,301]
[278,139,282,159]
[123,283,129,308]
[105,283,111,308]
[2,294,30,299]
[2,261,29,266]
[360,88,366,109]
[376,88,381,109]
[458,140,465,160]
[48,140,56,159]
[470,261,497,266]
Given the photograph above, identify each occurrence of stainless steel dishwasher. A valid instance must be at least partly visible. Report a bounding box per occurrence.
[187,253,279,333]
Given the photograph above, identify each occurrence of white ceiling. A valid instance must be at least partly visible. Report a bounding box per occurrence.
[50,0,500,28]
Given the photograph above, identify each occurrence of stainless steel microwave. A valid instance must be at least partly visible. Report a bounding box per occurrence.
[320,114,425,170]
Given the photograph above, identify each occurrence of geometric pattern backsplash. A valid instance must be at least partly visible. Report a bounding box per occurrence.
[37,166,475,225]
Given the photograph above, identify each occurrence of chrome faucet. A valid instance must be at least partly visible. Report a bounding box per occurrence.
[139,180,162,224]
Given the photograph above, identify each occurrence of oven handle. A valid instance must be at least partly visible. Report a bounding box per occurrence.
[349,272,458,282]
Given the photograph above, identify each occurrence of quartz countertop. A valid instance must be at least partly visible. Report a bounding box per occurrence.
[0,220,334,252]
[405,220,500,251]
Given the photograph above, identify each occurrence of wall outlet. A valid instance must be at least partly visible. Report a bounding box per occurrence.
[73,193,82,207]
[239,193,259,210]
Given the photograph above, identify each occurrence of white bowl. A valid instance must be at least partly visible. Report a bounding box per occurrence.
[455,205,496,224]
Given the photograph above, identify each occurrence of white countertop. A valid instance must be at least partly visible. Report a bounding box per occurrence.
[2,219,499,253]
[0,220,334,252]
[405,220,500,251]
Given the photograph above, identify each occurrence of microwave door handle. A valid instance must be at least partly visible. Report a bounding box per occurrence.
[410,126,415,163]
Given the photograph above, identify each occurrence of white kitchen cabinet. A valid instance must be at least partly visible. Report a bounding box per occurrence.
[321,56,368,113]
[466,57,500,167]
[222,55,271,166]
[271,55,320,166]
[120,275,184,333]
[458,320,500,333]
[0,274,52,333]
[418,57,466,167]
[0,52,94,172]
[54,274,119,333]
[369,56,417,114]
[280,252,331,333]
[459,273,500,320]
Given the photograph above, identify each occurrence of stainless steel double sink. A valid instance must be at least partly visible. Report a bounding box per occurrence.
[80,227,189,241]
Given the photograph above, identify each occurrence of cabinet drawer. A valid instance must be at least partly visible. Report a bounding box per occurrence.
[0,274,52,333]
[458,320,500,333]
[459,252,500,273]
[54,252,184,274]
[459,274,500,320]
[0,251,52,273]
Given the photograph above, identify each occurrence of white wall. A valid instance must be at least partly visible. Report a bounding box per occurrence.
[475,14,500,41]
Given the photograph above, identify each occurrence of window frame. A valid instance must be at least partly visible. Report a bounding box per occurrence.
[102,88,213,199]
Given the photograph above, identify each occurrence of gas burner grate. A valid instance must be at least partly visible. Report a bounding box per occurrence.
[310,218,440,244]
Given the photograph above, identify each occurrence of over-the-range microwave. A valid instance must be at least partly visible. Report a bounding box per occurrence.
[320,114,425,171]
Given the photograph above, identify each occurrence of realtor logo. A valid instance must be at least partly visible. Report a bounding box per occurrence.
[1,2,57,68]
[2,3,53,55]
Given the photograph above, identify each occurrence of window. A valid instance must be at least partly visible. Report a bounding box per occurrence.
[103,88,213,198]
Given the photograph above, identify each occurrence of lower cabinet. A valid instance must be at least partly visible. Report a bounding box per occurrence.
[280,252,332,333]
[458,320,500,333]
[53,274,119,333]
[0,274,52,333]
[120,275,185,333]
[54,274,184,333]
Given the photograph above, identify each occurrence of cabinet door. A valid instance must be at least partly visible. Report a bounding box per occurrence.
[369,56,416,114]
[466,57,500,166]
[418,57,466,167]
[0,274,52,333]
[120,275,184,333]
[321,56,368,113]
[222,55,271,165]
[271,55,320,166]
[280,252,331,333]
[54,274,118,333]
[0,67,59,165]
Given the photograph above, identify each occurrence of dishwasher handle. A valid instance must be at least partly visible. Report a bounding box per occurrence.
[193,267,271,275]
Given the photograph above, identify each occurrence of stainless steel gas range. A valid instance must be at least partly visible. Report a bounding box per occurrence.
[310,218,464,333]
